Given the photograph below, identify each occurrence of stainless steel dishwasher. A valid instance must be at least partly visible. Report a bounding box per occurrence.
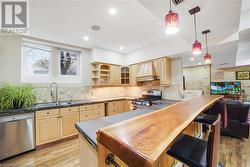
[0,112,35,160]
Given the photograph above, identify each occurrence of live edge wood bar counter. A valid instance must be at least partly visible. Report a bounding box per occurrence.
[97,95,223,167]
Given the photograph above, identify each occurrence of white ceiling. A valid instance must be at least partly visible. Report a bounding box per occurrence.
[27,0,248,67]
[29,0,166,53]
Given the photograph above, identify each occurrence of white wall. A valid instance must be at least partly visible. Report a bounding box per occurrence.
[91,48,127,66]
[126,38,189,65]
[0,36,22,84]
[81,49,92,86]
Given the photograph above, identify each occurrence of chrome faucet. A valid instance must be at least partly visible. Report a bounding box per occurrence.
[50,82,59,105]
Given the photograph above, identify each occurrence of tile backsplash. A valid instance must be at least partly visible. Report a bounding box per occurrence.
[35,85,143,103]
[34,84,181,103]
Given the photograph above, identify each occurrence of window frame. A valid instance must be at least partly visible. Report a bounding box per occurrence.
[57,49,81,77]
[21,40,82,84]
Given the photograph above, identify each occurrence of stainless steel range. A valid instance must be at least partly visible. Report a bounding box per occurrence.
[131,90,162,109]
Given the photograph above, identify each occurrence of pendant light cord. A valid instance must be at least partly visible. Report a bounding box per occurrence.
[205,34,208,54]
[169,0,172,12]
[194,13,197,41]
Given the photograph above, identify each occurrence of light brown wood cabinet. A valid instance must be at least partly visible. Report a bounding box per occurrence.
[36,107,79,146]
[107,100,130,116]
[61,111,79,139]
[79,103,105,121]
[110,65,121,85]
[153,59,160,79]
[36,109,61,146]
[159,57,172,86]
[137,62,153,77]
[36,115,61,146]
[129,64,137,85]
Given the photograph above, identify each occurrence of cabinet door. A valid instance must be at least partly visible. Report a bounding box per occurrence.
[123,100,131,112]
[129,64,137,85]
[107,106,119,116]
[110,65,121,85]
[61,112,79,139]
[36,116,61,146]
[153,59,160,78]
[159,58,172,86]
[80,109,105,121]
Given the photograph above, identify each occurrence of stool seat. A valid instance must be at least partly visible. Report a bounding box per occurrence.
[194,114,217,125]
[167,134,208,167]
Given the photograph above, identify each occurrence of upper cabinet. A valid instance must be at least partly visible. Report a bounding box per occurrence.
[121,67,129,84]
[110,65,121,85]
[91,57,171,87]
[92,62,121,86]
[159,57,172,86]
[137,62,153,77]
[129,64,137,86]
[152,59,160,79]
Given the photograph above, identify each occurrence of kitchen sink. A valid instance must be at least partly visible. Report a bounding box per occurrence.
[35,102,59,108]
[58,101,72,106]
[35,101,74,109]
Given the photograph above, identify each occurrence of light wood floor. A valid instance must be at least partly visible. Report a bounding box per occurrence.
[0,135,249,167]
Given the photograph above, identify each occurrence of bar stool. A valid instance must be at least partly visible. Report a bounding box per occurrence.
[195,100,227,128]
[167,115,221,167]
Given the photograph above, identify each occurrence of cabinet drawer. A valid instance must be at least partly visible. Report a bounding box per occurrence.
[80,109,104,121]
[60,106,78,114]
[79,105,93,111]
[108,102,116,107]
[36,109,59,118]
[107,106,120,116]
[93,103,104,109]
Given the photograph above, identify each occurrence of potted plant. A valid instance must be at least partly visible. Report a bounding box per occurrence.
[0,83,37,111]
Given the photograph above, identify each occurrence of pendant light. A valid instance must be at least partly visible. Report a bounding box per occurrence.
[165,0,179,35]
[189,6,202,55]
[202,29,212,64]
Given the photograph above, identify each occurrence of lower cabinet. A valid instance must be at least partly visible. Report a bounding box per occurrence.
[36,114,61,146]
[79,103,105,121]
[36,101,131,146]
[61,112,79,139]
[36,107,79,146]
[107,100,130,116]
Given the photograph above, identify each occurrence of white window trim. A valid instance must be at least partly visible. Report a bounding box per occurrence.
[21,40,82,84]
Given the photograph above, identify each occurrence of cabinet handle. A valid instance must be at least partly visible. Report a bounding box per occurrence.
[98,113,100,115]
[69,109,71,111]
[85,115,88,117]
[47,112,50,115]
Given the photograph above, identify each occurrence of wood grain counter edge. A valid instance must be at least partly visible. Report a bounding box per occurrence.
[97,95,223,167]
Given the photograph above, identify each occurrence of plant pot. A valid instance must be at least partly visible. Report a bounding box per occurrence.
[13,100,24,109]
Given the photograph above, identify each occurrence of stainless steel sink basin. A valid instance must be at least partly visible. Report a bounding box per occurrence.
[59,101,72,106]
[35,102,59,108]
[35,101,74,108]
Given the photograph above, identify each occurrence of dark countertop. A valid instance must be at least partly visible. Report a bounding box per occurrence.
[0,97,139,117]
[75,100,179,150]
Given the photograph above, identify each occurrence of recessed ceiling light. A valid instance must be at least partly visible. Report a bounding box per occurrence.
[198,62,202,65]
[109,8,117,15]
[83,36,89,41]
[119,46,124,50]
[190,57,195,61]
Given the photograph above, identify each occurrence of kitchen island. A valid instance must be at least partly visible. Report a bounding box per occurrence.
[75,100,179,166]
[97,95,223,167]
[76,95,223,167]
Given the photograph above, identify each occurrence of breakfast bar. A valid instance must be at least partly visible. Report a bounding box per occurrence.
[97,95,223,167]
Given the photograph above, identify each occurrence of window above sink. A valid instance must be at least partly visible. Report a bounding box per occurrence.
[21,40,82,84]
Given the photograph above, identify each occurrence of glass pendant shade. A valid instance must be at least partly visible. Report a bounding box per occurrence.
[204,53,212,64]
[192,40,202,55]
[165,11,179,35]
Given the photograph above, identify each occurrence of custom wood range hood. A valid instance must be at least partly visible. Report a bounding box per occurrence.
[136,61,159,82]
